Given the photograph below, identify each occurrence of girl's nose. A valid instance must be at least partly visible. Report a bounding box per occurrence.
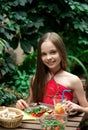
[46,54,52,59]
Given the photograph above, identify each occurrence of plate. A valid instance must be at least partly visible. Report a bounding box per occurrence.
[22,104,53,120]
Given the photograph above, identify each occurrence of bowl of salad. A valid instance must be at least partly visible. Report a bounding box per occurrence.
[39,113,68,130]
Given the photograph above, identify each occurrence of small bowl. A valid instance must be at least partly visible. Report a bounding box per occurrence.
[40,114,68,130]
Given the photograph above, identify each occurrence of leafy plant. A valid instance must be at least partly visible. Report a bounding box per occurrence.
[80,119,88,130]
[4,51,36,101]
[68,55,87,74]
[7,70,30,99]
[0,38,16,80]
[0,83,22,106]
[0,0,88,53]
[19,51,36,75]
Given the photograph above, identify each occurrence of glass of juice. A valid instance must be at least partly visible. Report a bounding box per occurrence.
[53,97,66,114]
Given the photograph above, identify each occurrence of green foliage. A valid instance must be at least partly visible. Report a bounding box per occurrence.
[0,38,9,53]
[19,51,36,75]
[7,70,30,99]
[0,0,88,74]
[80,119,88,130]
[10,52,36,98]
[67,55,88,79]
[0,38,16,77]
[0,51,36,105]
[0,84,22,106]
[0,0,88,52]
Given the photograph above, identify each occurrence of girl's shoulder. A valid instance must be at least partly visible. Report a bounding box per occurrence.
[60,71,81,84]
[55,70,80,81]
[54,70,82,89]
[64,71,82,87]
[63,71,80,79]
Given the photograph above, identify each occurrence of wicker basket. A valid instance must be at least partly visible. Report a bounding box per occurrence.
[0,107,23,128]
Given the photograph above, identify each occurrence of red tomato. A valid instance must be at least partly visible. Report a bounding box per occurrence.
[54,126,60,130]
[43,128,47,130]
[31,113,37,117]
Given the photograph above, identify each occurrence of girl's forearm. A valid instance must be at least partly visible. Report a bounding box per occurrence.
[80,106,88,113]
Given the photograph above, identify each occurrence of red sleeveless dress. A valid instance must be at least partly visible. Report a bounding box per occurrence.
[43,70,73,105]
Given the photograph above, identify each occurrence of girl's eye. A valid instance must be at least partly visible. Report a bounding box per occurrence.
[50,50,57,54]
[41,50,57,57]
[41,53,46,57]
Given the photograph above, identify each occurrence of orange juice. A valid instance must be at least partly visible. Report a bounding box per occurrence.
[53,97,66,114]
[54,103,66,114]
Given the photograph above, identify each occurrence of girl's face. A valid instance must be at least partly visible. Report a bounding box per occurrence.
[41,40,61,72]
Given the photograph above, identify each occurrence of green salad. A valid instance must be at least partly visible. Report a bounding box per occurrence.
[40,118,65,130]
[24,106,49,117]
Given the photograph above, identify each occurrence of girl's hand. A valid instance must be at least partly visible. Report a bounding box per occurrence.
[16,99,29,110]
[65,100,82,113]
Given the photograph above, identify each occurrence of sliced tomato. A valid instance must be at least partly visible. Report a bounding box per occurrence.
[54,126,60,130]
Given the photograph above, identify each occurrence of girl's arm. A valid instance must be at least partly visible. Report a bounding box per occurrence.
[71,76,88,107]
[66,100,88,113]
[66,76,88,113]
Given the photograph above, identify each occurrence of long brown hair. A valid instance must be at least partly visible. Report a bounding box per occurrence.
[32,32,67,103]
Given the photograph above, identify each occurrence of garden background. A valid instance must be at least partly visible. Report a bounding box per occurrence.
[0,0,88,128]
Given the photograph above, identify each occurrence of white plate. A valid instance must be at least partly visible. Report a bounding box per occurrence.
[22,104,53,120]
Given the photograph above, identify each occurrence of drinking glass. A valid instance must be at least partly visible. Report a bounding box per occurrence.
[53,97,66,114]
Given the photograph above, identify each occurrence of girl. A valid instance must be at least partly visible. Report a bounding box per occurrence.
[16,32,88,111]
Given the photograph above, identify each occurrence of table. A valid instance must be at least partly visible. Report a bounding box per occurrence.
[66,112,84,130]
[0,112,84,130]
